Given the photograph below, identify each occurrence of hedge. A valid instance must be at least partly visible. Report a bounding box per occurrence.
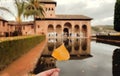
[0,35,45,71]
[96,35,120,40]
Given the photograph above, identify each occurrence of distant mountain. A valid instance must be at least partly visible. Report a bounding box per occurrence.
[91,25,116,34]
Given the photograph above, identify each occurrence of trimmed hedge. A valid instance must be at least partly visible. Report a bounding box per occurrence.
[0,35,45,71]
[96,35,120,40]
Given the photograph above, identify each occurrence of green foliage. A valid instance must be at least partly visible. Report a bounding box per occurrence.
[15,0,25,23]
[0,0,45,22]
[0,7,14,16]
[114,0,120,31]
[0,35,45,71]
[24,0,45,18]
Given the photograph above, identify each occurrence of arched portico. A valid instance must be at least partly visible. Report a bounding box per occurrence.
[46,23,90,38]
[56,25,62,37]
[82,25,87,37]
[63,22,72,37]
[74,25,80,37]
[48,24,54,37]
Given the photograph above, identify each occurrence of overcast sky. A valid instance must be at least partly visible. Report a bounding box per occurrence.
[0,0,116,26]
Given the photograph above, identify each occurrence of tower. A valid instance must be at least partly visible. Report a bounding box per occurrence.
[40,0,57,18]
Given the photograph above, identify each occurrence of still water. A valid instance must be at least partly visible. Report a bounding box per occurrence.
[33,38,120,76]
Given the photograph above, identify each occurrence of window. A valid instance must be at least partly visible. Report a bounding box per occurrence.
[3,22,5,27]
[0,32,2,35]
[38,25,40,28]
[46,8,47,11]
[31,26,34,29]
[49,8,50,11]
[23,26,25,30]
[50,14,52,16]
[52,8,54,11]
[26,32,27,35]
[10,26,12,29]
[15,26,17,30]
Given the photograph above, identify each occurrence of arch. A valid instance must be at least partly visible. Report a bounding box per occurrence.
[63,38,72,53]
[49,8,51,11]
[48,38,55,51]
[64,22,72,28]
[56,25,62,36]
[63,28,69,36]
[82,25,87,37]
[56,38,62,48]
[48,43,54,51]
[48,24,54,37]
[63,22,72,37]
[74,39,80,51]
[52,8,54,11]
[81,39,87,51]
[48,24,54,31]
[74,25,80,37]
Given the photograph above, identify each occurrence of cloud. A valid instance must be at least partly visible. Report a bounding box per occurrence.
[55,0,116,25]
[0,0,16,20]
[55,1,87,14]
[0,0,116,25]
[93,16,114,26]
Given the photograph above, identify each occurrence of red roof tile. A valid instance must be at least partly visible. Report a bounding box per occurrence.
[56,15,92,20]
[0,17,7,21]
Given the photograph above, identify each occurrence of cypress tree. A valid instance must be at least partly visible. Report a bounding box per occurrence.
[114,0,120,31]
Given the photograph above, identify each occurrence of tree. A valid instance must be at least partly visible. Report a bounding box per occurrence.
[24,0,45,19]
[0,7,12,14]
[0,0,45,35]
[12,0,45,35]
[23,0,45,34]
[15,0,25,23]
[11,0,26,35]
[114,0,120,32]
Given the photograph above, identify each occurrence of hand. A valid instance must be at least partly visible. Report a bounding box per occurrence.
[35,68,60,76]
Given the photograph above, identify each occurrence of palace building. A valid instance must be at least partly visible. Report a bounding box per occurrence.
[0,0,92,38]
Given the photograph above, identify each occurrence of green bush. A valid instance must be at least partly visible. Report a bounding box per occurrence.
[0,35,45,71]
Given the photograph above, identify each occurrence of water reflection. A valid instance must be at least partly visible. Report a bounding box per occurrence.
[33,38,92,74]
[63,38,72,52]
[48,42,54,51]
[96,39,120,47]
[33,57,56,74]
[43,38,91,57]
[74,39,80,51]
[112,48,120,76]
[81,38,87,51]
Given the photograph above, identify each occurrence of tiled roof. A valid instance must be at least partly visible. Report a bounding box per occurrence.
[0,16,7,21]
[56,15,92,20]
[39,0,56,5]
[36,14,92,20]
[0,17,2,19]
[39,0,56,2]
[8,21,34,26]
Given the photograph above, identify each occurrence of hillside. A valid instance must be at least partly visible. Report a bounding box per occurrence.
[91,25,116,34]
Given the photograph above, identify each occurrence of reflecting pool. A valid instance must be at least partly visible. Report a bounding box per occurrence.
[33,38,120,76]
[43,38,91,58]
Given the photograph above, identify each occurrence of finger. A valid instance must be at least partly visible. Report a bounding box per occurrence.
[45,68,60,75]
[36,68,60,76]
[51,71,59,76]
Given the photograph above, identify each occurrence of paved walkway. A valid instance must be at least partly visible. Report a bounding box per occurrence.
[0,39,47,76]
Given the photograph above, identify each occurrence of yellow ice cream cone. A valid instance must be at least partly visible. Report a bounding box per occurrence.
[52,44,70,61]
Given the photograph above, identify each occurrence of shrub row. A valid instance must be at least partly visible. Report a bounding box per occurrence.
[96,35,120,40]
[0,35,45,71]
